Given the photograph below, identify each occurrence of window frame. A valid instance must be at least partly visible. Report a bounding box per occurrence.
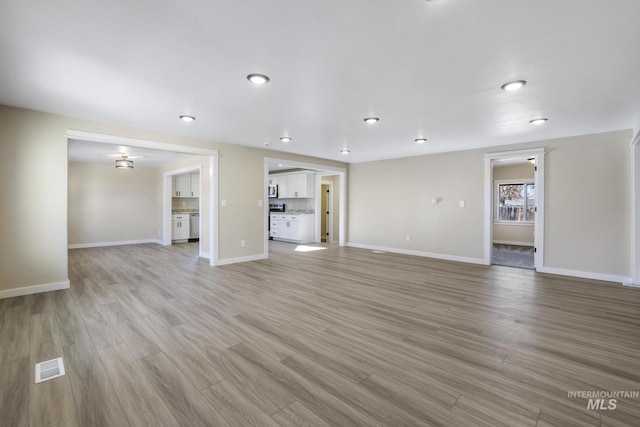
[494,179,535,225]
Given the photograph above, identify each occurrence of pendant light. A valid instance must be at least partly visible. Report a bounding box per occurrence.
[115,155,134,169]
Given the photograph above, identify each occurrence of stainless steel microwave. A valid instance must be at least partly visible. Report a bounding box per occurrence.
[268,184,278,198]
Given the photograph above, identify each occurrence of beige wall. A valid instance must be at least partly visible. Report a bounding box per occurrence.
[493,163,535,245]
[348,129,633,278]
[348,149,485,260]
[0,105,346,294]
[68,162,160,245]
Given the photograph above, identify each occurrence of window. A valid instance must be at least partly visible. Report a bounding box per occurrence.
[496,181,535,223]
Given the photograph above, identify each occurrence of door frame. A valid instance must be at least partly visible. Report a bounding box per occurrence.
[320,180,334,243]
[484,148,545,270]
[263,157,347,255]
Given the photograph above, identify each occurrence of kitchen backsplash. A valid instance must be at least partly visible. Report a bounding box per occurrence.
[280,198,314,212]
[172,197,199,211]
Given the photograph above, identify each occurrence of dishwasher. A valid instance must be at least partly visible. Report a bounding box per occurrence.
[189,213,200,241]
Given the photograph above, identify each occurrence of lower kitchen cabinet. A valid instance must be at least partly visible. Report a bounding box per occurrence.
[172,214,190,241]
[270,214,314,244]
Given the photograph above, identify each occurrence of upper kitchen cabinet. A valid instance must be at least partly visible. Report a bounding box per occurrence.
[190,173,200,198]
[270,172,315,198]
[172,173,199,198]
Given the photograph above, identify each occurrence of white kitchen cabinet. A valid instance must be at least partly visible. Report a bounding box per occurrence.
[271,214,314,243]
[190,173,200,197]
[172,214,190,241]
[173,174,191,197]
[269,172,314,198]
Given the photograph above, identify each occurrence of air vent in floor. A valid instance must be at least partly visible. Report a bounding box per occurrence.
[35,357,65,383]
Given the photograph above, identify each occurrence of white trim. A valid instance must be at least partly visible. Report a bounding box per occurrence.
[492,240,534,247]
[0,280,70,299]
[537,266,631,286]
[69,239,162,249]
[623,282,640,288]
[199,251,211,259]
[67,130,220,157]
[210,154,219,266]
[630,143,640,284]
[346,242,486,265]
[485,148,545,270]
[264,157,347,173]
[215,253,268,266]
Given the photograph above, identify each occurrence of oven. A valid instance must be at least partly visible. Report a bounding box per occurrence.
[268,203,285,240]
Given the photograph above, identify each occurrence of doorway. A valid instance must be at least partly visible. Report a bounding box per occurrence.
[320,181,334,243]
[263,158,347,256]
[484,149,545,270]
[67,130,219,266]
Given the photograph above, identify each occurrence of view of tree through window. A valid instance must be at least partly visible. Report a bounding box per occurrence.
[497,182,535,222]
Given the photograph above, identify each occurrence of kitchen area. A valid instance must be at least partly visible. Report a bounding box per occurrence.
[171,172,200,243]
[268,171,316,244]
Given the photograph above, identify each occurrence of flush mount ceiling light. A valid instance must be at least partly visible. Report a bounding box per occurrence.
[414,138,427,144]
[263,142,271,146]
[179,115,195,122]
[363,117,380,124]
[340,148,350,154]
[501,80,527,91]
[247,74,270,85]
[529,118,548,125]
[280,136,292,143]
[115,155,133,169]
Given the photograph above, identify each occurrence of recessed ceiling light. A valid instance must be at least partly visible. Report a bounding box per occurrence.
[364,117,380,124]
[340,148,350,154]
[529,118,548,125]
[501,80,527,91]
[280,136,292,143]
[414,138,427,144]
[179,115,195,122]
[247,74,270,85]
[263,142,270,146]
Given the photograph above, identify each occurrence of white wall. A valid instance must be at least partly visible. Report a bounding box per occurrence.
[68,162,160,246]
[348,130,633,279]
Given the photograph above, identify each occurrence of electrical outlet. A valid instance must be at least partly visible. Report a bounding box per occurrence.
[221,200,227,207]
[258,200,263,207]
[240,240,246,248]
[459,200,465,207]
[406,235,411,242]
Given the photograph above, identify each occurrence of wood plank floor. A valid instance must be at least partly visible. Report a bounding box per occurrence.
[1,241,640,426]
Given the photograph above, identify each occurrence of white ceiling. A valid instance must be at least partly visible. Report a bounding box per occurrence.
[2,0,639,164]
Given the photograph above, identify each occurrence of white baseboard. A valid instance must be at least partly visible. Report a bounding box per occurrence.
[214,253,268,266]
[199,252,211,259]
[68,239,162,249]
[0,280,70,300]
[537,266,632,285]
[346,242,487,265]
[622,282,640,288]
[493,240,534,247]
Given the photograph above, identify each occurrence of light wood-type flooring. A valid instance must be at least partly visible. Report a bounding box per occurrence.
[1,241,640,426]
